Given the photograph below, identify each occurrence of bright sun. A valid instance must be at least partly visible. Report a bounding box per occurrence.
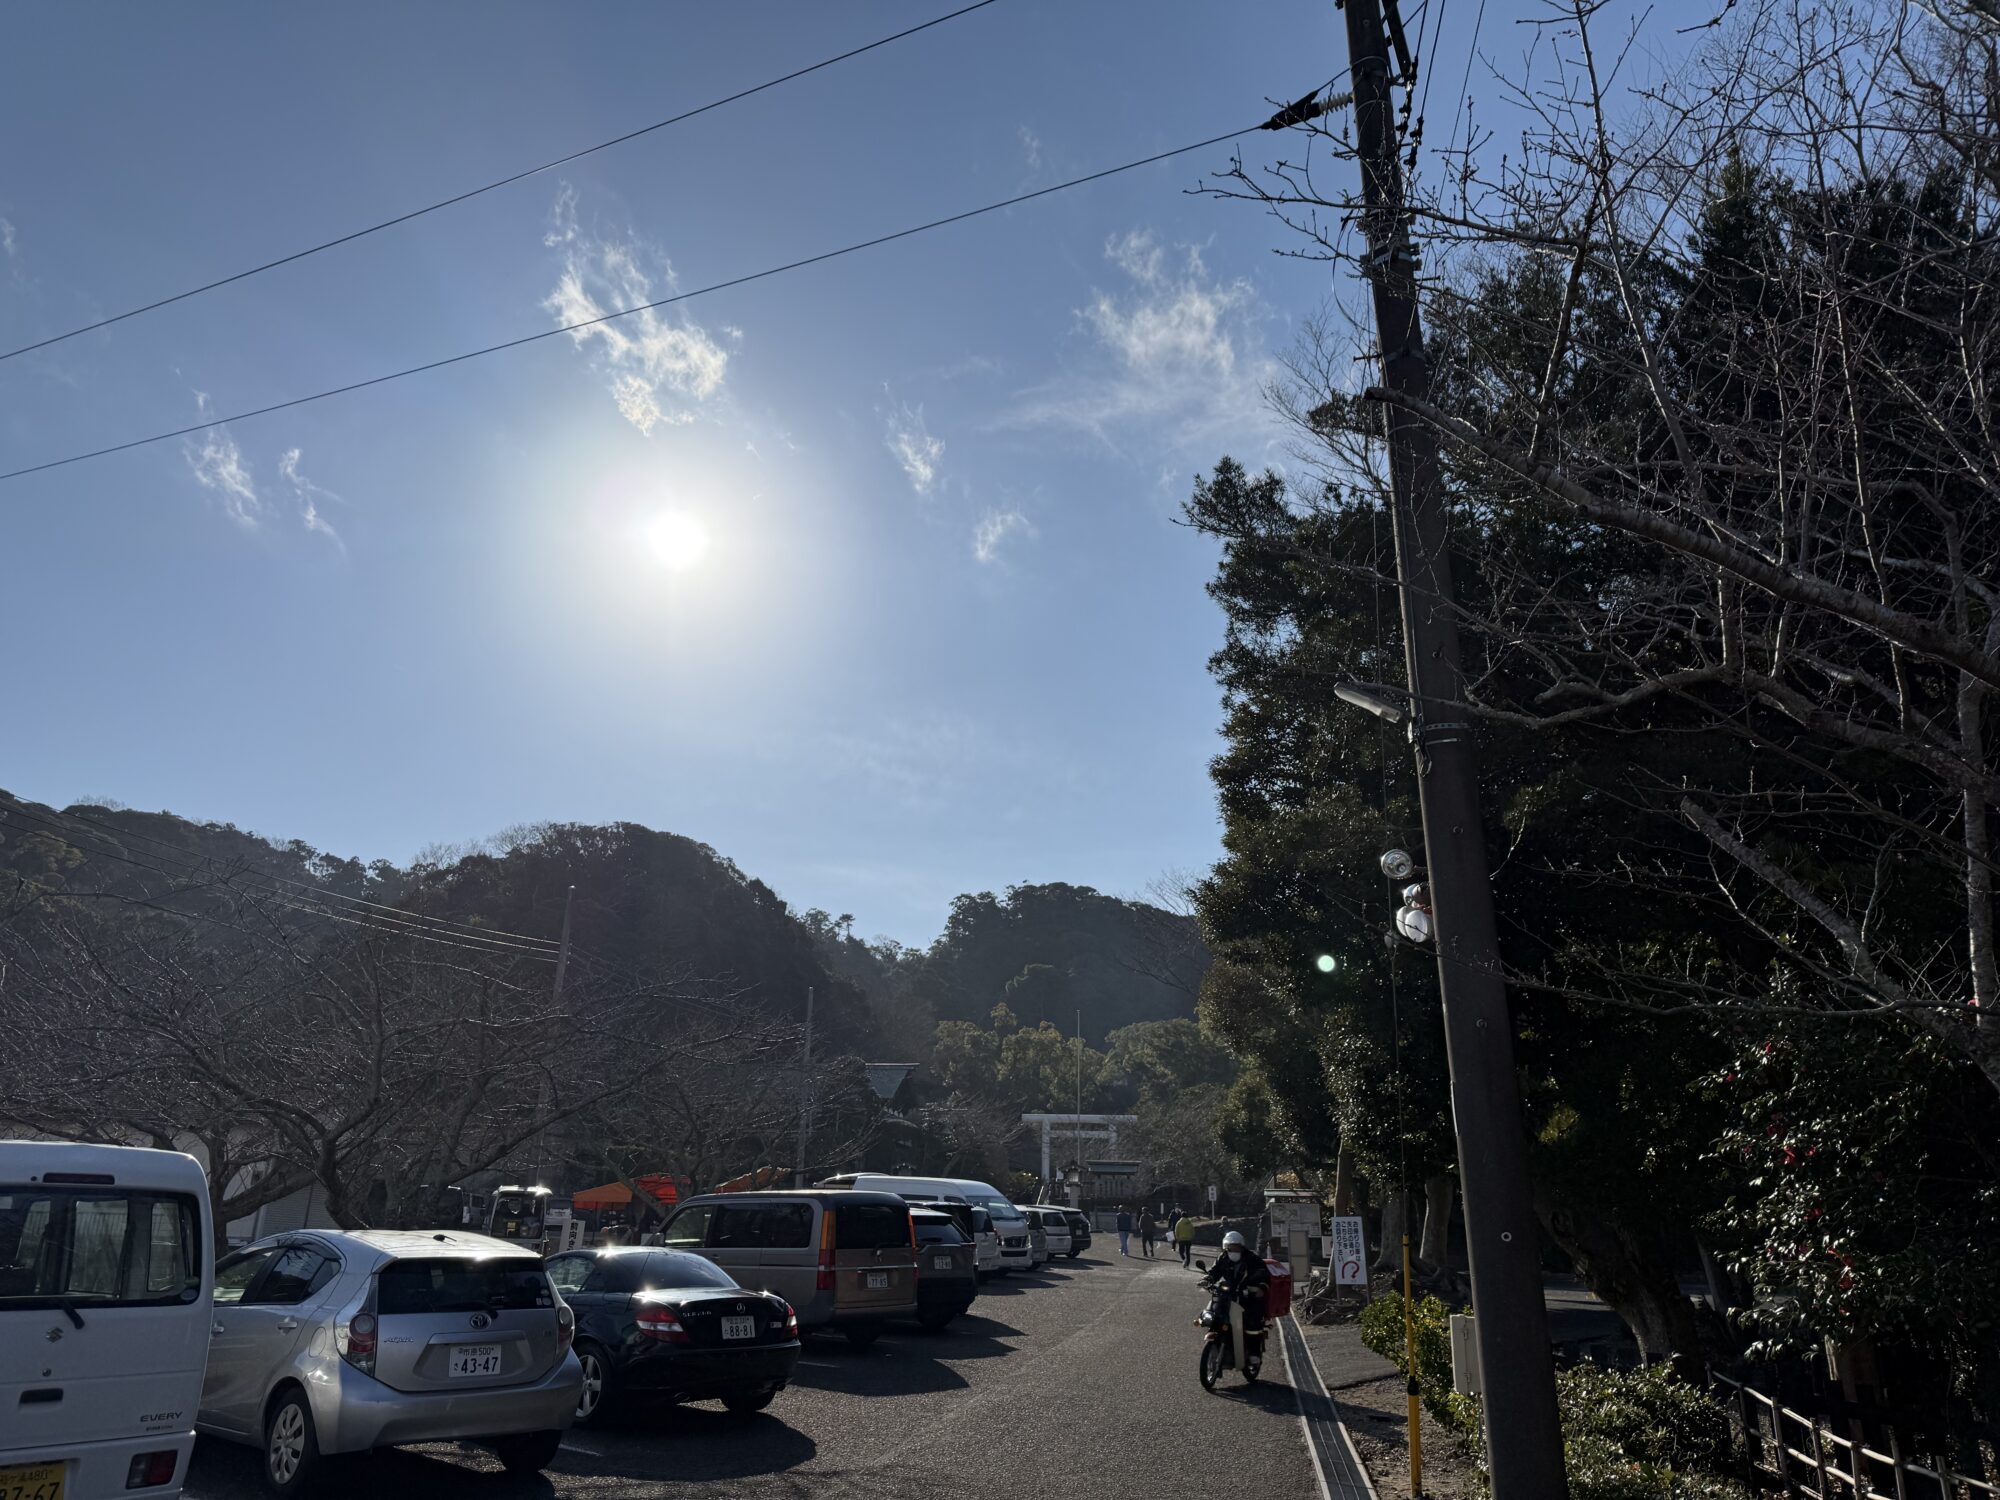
[644,511,711,573]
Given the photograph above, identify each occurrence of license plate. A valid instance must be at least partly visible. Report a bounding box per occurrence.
[0,1462,64,1500]
[865,1271,888,1289]
[933,1254,954,1270]
[448,1342,503,1377]
[721,1315,756,1340]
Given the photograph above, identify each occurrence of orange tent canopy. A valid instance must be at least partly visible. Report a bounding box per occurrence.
[571,1174,680,1211]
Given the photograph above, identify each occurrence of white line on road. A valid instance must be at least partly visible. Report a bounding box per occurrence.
[559,1441,603,1457]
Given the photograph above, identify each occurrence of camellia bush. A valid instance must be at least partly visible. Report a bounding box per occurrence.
[1361,1294,1750,1499]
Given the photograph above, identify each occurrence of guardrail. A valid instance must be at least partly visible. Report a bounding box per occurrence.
[1714,1371,1997,1500]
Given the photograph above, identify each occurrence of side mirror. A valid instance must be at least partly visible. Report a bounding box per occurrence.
[1193,1258,1207,1272]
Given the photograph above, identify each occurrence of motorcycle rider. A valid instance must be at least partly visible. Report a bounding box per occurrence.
[1202,1230,1272,1324]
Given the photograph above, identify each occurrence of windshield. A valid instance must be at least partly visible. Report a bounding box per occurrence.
[0,1185,202,1309]
[978,1197,1025,1223]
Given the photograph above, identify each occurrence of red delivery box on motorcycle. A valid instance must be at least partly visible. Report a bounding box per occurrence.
[1263,1258,1292,1319]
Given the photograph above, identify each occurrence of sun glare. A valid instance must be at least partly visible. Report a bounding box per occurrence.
[644,510,712,572]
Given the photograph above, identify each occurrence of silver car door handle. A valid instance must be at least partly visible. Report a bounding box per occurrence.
[275,1317,300,1331]
[212,1323,225,1336]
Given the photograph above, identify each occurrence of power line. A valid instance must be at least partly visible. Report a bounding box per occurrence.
[0,121,1261,485]
[0,798,560,959]
[51,801,562,949]
[0,0,1002,365]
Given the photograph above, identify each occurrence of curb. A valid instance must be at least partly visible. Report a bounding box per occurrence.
[1277,1314,1383,1500]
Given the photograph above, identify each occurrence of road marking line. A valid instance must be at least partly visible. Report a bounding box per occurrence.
[559,1440,603,1456]
[1276,1314,1381,1500]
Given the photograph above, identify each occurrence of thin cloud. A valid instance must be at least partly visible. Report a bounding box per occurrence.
[885,400,944,495]
[278,448,344,548]
[1019,125,1043,173]
[0,217,15,258]
[973,508,1034,564]
[544,185,729,436]
[1004,228,1279,459]
[182,393,261,528]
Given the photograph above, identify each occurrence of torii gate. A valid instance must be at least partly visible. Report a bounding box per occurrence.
[1020,1112,1139,1189]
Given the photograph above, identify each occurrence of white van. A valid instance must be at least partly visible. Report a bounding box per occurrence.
[816,1175,1033,1274]
[0,1142,213,1500]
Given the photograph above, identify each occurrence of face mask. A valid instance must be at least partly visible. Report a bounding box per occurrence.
[1226,1249,1243,1262]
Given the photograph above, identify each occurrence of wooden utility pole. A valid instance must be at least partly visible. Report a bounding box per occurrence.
[1339,0,1569,1493]
[794,986,815,1189]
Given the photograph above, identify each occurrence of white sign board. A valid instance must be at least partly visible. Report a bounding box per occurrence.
[1267,1197,1321,1236]
[1330,1216,1367,1287]
[1207,1183,1218,1206]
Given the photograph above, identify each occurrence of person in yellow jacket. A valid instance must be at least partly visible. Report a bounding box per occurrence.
[1173,1209,1196,1267]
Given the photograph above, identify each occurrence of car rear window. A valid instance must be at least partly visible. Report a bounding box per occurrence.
[377,1258,553,1314]
[915,1220,967,1246]
[834,1204,909,1250]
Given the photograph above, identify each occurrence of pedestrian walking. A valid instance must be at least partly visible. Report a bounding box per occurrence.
[1115,1204,1133,1256]
[1174,1210,1195,1267]
[1139,1207,1158,1258]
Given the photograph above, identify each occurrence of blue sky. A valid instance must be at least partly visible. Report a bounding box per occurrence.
[0,1,1680,946]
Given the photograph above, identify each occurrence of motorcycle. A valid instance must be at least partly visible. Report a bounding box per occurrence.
[1191,1258,1266,1391]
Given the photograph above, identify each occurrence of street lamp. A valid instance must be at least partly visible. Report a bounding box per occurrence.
[1334,680,1409,724]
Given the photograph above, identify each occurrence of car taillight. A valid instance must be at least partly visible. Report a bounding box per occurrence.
[126,1450,178,1489]
[342,1310,378,1375]
[636,1305,689,1344]
[778,1299,799,1338]
[817,1208,836,1292]
[909,1214,920,1284]
[557,1301,575,1352]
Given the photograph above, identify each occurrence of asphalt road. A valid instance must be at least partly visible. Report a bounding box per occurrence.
[184,1248,1321,1500]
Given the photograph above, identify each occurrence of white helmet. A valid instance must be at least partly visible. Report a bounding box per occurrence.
[1221,1230,1248,1250]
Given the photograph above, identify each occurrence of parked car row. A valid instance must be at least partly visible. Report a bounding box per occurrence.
[2,1147,1101,1500]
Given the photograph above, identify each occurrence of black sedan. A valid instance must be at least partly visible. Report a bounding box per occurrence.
[547,1246,801,1425]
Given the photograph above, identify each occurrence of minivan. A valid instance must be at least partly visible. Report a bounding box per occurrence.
[0,1141,213,1500]
[816,1175,1033,1274]
[662,1191,917,1346]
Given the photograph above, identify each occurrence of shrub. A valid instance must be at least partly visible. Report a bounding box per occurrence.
[1358,1292,1479,1432]
[1557,1362,1735,1478]
[1358,1293,1750,1497]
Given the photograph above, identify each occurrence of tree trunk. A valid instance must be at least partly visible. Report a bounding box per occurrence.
[1375,1185,1409,1271]
[1419,1173,1455,1268]
[1533,1179,1704,1377]
[1331,1144,1357,1216]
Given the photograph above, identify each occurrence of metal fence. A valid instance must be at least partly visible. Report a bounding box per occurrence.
[1715,1371,1997,1500]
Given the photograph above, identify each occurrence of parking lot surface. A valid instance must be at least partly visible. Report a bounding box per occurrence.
[183,1250,1320,1500]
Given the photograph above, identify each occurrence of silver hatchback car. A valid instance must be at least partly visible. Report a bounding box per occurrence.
[199,1229,581,1495]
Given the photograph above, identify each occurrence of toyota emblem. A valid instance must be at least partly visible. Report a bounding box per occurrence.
[468,1311,491,1329]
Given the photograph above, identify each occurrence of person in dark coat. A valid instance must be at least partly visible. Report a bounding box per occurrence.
[1115,1204,1133,1256]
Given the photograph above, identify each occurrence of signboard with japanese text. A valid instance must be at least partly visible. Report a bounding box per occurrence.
[1330,1216,1367,1286]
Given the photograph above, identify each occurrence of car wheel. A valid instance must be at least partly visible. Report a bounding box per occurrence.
[262,1390,321,1498]
[573,1344,613,1427]
[916,1307,956,1333]
[842,1324,882,1348]
[491,1430,563,1475]
[1066,1250,1082,1260]
[722,1387,778,1416]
